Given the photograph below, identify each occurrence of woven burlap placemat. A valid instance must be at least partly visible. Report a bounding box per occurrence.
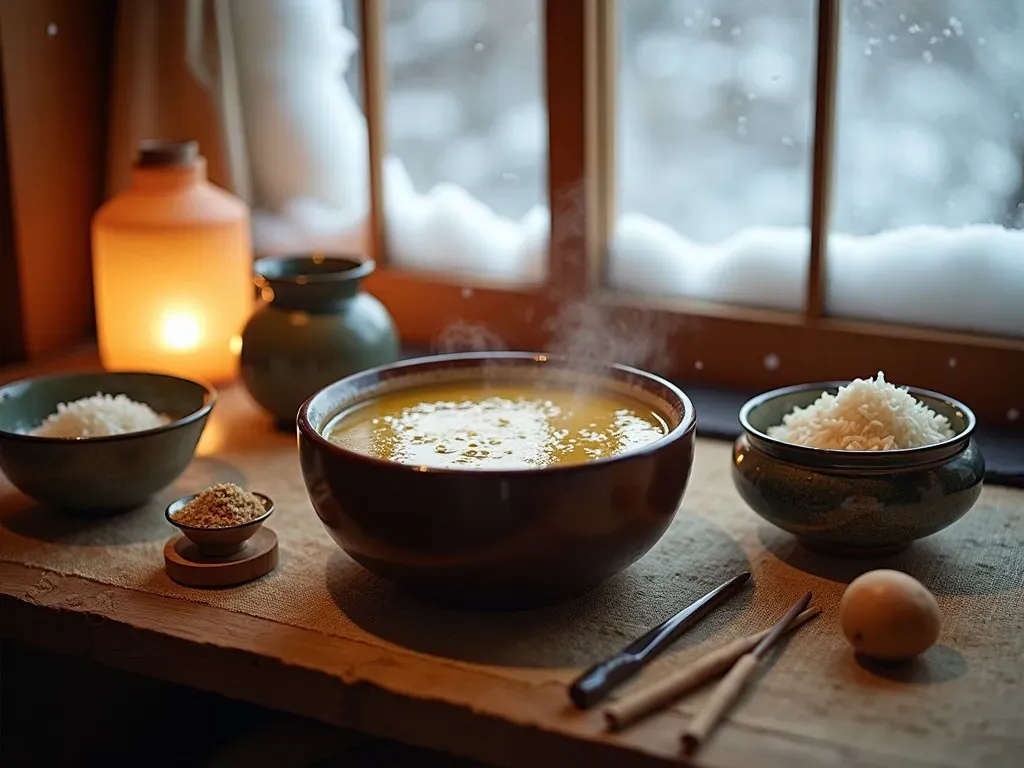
[2,386,1023,766]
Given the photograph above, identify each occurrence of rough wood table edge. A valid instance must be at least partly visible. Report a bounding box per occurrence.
[0,560,953,768]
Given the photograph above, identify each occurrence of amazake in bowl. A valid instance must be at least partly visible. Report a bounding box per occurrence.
[0,371,215,512]
[297,352,697,609]
[165,492,275,557]
[733,382,984,557]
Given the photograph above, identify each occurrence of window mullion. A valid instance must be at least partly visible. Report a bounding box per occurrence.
[545,0,594,296]
[590,0,616,293]
[360,0,388,267]
[807,0,841,319]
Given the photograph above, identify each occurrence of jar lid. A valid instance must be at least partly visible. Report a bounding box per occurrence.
[136,139,199,168]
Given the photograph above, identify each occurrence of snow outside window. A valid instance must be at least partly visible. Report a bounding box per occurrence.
[238,0,1024,340]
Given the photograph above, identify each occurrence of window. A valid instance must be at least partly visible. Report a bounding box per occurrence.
[235,0,1024,428]
[381,0,547,283]
[828,0,1024,339]
[246,0,546,284]
[613,0,816,311]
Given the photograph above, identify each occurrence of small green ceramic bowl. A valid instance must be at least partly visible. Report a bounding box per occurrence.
[733,382,984,557]
[0,371,216,512]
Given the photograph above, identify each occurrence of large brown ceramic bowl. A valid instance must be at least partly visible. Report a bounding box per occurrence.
[297,352,697,608]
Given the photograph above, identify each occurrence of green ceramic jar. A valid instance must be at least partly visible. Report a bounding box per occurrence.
[240,255,399,428]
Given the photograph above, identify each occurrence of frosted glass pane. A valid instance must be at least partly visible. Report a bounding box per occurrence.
[826,0,1024,338]
[612,0,815,312]
[382,0,548,283]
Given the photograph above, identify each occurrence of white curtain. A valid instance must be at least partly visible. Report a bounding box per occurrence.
[106,0,244,199]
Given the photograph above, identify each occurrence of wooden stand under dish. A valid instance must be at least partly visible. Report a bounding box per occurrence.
[163,528,279,588]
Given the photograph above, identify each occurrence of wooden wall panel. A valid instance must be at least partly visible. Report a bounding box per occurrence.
[0,46,24,366]
[0,0,114,360]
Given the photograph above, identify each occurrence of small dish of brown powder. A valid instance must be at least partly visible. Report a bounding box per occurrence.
[170,483,269,529]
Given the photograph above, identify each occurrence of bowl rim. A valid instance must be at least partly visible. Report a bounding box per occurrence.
[0,370,217,444]
[738,379,977,464]
[296,351,697,476]
[254,254,374,285]
[165,491,275,532]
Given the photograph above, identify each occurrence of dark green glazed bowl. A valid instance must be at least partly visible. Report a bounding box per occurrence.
[0,372,215,513]
[733,382,984,557]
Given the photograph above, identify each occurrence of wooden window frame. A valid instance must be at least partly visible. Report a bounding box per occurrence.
[0,0,113,364]
[359,0,1023,429]
[0,46,26,365]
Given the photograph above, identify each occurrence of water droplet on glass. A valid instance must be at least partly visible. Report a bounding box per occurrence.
[1008,408,1020,422]
[46,22,58,36]
[948,357,958,368]
[730,27,741,37]
[461,287,474,299]
[764,353,781,371]
[781,135,795,147]
[694,360,704,371]
[711,18,722,27]
[922,50,934,64]
[977,37,987,46]
[473,41,484,52]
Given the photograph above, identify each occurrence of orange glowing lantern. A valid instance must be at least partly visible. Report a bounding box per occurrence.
[92,140,253,383]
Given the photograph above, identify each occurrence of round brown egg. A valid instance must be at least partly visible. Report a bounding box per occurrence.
[839,569,941,661]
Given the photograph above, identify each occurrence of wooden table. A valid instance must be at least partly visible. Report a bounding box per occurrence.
[3,349,1024,768]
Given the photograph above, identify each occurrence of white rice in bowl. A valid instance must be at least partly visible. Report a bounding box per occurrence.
[30,393,171,438]
[767,372,955,451]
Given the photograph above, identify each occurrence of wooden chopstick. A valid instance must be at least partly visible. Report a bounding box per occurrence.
[569,572,751,709]
[603,606,820,731]
[681,592,813,753]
